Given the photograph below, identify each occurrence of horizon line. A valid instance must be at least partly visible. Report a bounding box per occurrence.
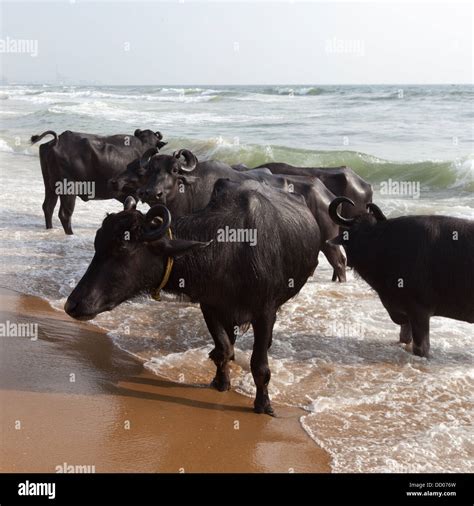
[2,82,473,87]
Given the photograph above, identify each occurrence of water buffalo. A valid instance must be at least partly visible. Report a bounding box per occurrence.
[137,149,241,214]
[135,149,346,280]
[245,170,347,281]
[328,197,474,357]
[253,162,373,218]
[107,147,160,201]
[65,180,321,415]
[30,129,167,234]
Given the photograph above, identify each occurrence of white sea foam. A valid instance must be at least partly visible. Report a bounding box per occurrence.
[0,139,14,153]
[2,88,219,105]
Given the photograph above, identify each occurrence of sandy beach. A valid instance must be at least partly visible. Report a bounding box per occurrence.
[0,288,330,473]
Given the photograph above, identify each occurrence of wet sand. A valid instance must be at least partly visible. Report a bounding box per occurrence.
[0,288,330,473]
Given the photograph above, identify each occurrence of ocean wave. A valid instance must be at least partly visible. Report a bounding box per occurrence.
[2,84,472,106]
[0,138,14,153]
[0,85,327,105]
[300,367,474,473]
[2,124,472,192]
[169,137,474,192]
[46,102,283,127]
[5,89,218,104]
[48,101,159,123]
[259,86,325,96]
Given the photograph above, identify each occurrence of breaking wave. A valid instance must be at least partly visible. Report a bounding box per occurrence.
[167,137,474,192]
[1,129,472,192]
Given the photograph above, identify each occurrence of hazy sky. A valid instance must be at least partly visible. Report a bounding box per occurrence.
[1,1,472,85]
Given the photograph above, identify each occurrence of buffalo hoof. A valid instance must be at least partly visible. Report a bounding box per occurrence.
[332,271,346,283]
[210,377,231,392]
[254,402,275,417]
[413,344,430,359]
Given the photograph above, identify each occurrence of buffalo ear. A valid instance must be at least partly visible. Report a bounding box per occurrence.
[151,238,212,258]
[178,175,198,186]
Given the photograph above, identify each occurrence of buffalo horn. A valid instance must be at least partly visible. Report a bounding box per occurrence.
[140,147,159,169]
[141,205,172,242]
[124,196,137,211]
[173,149,198,172]
[367,203,387,221]
[328,197,355,226]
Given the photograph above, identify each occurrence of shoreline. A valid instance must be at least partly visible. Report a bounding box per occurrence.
[0,288,331,473]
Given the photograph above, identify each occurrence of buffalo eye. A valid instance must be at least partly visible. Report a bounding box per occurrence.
[171,166,179,175]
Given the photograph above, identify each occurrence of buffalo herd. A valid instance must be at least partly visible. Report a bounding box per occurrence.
[31,128,474,415]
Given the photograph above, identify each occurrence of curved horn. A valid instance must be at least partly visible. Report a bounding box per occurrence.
[123,196,137,211]
[367,203,387,221]
[140,147,158,169]
[155,131,163,141]
[328,197,355,227]
[141,205,172,242]
[173,149,198,172]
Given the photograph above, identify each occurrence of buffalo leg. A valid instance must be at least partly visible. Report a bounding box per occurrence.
[251,310,276,416]
[382,303,412,344]
[39,148,57,229]
[201,304,234,392]
[322,243,346,282]
[42,187,58,229]
[409,314,430,358]
[58,195,76,235]
[399,323,412,344]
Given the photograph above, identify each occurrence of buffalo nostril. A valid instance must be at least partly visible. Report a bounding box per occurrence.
[64,298,77,315]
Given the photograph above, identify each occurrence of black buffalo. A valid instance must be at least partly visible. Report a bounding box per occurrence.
[137,149,241,214]
[65,180,321,415]
[328,197,474,357]
[253,162,373,218]
[244,170,347,281]
[135,149,345,280]
[30,129,167,234]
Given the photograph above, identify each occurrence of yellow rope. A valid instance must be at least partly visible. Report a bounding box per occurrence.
[152,227,174,301]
